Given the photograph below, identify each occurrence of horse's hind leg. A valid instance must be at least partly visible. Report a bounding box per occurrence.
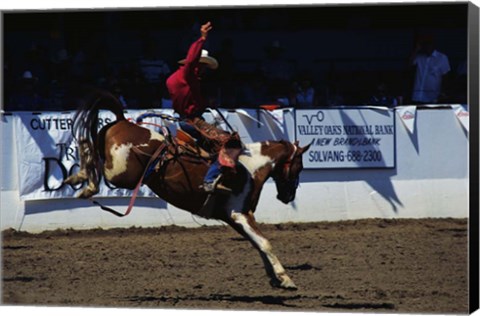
[65,139,90,185]
[64,169,88,186]
[229,211,297,290]
[64,138,99,198]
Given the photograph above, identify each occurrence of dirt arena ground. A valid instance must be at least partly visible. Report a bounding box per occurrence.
[2,218,469,313]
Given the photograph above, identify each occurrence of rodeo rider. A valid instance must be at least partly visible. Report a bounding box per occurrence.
[166,21,242,194]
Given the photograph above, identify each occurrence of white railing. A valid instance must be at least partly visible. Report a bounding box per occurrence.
[0,105,469,232]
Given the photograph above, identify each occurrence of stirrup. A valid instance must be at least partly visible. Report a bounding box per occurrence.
[200,176,232,194]
[214,183,232,194]
[201,182,216,193]
[200,182,232,194]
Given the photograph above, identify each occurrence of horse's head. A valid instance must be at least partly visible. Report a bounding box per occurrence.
[270,140,311,204]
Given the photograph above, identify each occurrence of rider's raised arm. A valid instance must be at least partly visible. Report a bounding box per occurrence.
[182,22,212,75]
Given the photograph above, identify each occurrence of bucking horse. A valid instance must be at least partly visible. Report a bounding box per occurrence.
[65,90,311,290]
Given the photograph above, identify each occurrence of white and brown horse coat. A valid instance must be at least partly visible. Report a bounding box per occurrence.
[66,90,310,290]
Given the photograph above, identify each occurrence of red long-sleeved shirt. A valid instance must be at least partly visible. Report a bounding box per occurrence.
[166,37,206,118]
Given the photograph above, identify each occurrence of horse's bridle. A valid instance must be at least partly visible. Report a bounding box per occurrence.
[283,143,298,179]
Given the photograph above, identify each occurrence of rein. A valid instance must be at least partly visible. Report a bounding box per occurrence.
[90,112,239,217]
[91,112,209,217]
[90,141,168,217]
[131,113,174,140]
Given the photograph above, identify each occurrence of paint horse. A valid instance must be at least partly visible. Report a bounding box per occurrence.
[65,91,311,290]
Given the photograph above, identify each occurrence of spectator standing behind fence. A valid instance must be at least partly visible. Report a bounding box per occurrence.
[259,40,294,105]
[212,38,236,108]
[453,59,467,104]
[24,43,49,96]
[290,73,317,108]
[8,71,45,111]
[367,83,398,107]
[48,48,71,110]
[409,33,451,104]
[138,39,171,108]
[238,71,269,107]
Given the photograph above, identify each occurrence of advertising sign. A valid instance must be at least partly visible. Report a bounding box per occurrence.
[13,110,175,201]
[296,108,395,169]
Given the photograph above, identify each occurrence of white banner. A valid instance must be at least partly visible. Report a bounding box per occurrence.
[234,109,263,126]
[396,105,417,135]
[205,108,230,131]
[295,108,395,169]
[259,109,285,140]
[451,104,469,132]
[14,110,175,201]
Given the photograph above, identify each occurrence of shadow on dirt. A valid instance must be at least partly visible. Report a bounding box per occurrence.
[125,293,305,307]
[124,294,396,311]
[323,302,395,310]
[285,263,322,271]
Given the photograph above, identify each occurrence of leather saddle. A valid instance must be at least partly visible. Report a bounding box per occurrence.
[180,118,243,169]
[175,128,212,161]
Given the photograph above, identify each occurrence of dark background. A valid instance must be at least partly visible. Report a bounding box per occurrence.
[2,3,469,111]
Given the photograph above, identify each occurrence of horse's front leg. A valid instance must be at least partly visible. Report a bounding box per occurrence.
[229,211,297,290]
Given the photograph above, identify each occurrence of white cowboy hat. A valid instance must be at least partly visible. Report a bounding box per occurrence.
[178,49,218,70]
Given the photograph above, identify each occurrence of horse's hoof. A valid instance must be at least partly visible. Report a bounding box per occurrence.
[76,189,94,199]
[271,278,298,291]
[64,176,76,185]
[280,279,298,291]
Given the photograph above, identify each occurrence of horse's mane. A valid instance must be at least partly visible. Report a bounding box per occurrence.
[277,139,291,148]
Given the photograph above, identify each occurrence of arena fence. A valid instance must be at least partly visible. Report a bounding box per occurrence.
[0,105,469,232]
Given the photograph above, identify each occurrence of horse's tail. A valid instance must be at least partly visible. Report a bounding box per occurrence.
[70,90,126,196]
[72,89,126,142]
